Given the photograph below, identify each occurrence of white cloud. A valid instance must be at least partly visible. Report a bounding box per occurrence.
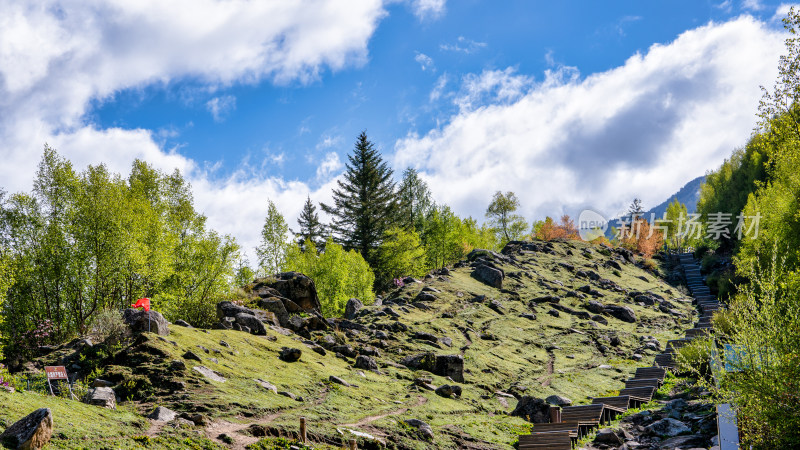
[743,0,764,10]
[410,0,446,20]
[440,36,487,54]
[716,0,734,12]
[773,3,800,21]
[316,133,343,150]
[315,152,344,180]
[415,52,435,71]
[206,95,236,122]
[430,74,449,102]
[455,67,535,111]
[394,17,784,225]
[0,0,388,263]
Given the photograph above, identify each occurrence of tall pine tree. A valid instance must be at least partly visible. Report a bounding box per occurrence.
[321,132,398,265]
[295,195,325,250]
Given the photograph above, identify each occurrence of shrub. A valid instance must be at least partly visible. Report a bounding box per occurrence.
[676,337,714,380]
[283,238,374,317]
[643,258,658,271]
[89,308,128,347]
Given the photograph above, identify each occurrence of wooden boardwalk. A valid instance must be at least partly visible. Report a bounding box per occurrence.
[518,251,738,449]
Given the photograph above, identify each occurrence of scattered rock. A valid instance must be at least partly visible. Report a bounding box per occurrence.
[585,300,606,314]
[234,313,267,335]
[261,272,323,312]
[605,305,637,323]
[344,298,363,320]
[279,347,302,362]
[329,375,351,387]
[193,366,226,383]
[182,350,203,362]
[147,406,177,422]
[547,309,560,318]
[645,418,690,437]
[354,355,378,371]
[435,384,462,398]
[84,387,116,409]
[91,379,114,388]
[250,379,278,396]
[256,299,290,328]
[510,397,551,423]
[472,264,504,288]
[122,309,170,335]
[594,428,623,445]
[404,419,434,441]
[545,395,572,407]
[174,319,192,328]
[0,408,53,450]
[488,299,505,314]
[435,354,464,382]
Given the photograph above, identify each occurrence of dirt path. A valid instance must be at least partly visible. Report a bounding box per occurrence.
[340,395,428,428]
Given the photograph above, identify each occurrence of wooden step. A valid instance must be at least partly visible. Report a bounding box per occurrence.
[519,430,573,450]
[619,386,656,402]
[634,367,666,381]
[625,378,660,389]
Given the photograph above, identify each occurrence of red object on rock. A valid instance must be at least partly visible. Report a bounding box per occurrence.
[131,298,151,312]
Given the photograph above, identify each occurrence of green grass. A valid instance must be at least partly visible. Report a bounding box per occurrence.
[0,240,697,448]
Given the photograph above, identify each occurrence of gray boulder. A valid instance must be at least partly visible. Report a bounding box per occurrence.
[594,428,622,445]
[645,418,690,437]
[84,387,116,409]
[510,397,551,423]
[256,298,290,327]
[0,408,53,450]
[261,272,323,312]
[472,264,504,288]
[545,395,572,406]
[354,355,378,371]
[234,313,266,335]
[279,347,302,362]
[605,305,637,323]
[216,301,255,320]
[344,298,363,319]
[122,309,169,335]
[329,375,351,387]
[404,419,434,440]
[435,355,464,382]
[585,300,606,314]
[147,406,177,422]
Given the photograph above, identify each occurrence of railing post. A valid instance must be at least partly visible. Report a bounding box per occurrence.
[299,417,307,443]
[349,439,357,450]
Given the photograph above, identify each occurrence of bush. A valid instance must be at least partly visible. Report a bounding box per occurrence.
[283,238,374,317]
[643,258,658,271]
[89,309,127,347]
[676,337,714,380]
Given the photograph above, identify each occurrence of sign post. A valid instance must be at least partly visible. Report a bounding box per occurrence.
[45,366,75,399]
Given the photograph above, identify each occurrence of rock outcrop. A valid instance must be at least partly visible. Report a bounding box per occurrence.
[0,408,53,450]
[122,309,169,335]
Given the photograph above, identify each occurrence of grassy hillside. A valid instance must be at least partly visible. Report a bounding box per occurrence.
[0,239,694,449]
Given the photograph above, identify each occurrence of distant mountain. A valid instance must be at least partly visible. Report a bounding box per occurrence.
[645,175,705,217]
[603,175,706,237]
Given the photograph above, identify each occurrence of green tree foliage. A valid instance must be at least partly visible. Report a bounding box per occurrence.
[485,191,528,246]
[372,226,427,286]
[685,9,800,447]
[282,238,374,316]
[397,168,433,232]
[421,205,497,269]
[321,132,399,266]
[294,196,325,250]
[696,137,770,243]
[255,200,289,276]
[0,147,238,352]
[664,198,689,250]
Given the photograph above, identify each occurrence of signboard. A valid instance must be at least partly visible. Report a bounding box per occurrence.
[44,365,74,398]
[45,366,68,381]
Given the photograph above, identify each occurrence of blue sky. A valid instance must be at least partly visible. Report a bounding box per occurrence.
[0,0,794,259]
